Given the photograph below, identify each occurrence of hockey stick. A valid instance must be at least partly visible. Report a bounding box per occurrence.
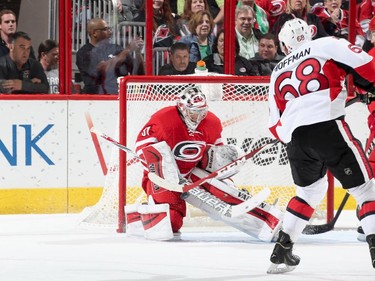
[302,192,350,234]
[90,127,143,161]
[148,139,279,193]
[181,187,271,218]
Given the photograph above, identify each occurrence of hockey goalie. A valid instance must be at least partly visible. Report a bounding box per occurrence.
[127,86,283,241]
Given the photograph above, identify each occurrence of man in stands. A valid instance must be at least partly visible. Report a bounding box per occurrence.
[0,31,49,94]
[158,42,195,75]
[0,9,36,59]
[267,18,375,274]
[76,17,143,94]
[128,86,283,241]
[250,33,284,75]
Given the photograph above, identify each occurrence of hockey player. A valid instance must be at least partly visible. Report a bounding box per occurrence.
[130,86,283,241]
[267,18,375,273]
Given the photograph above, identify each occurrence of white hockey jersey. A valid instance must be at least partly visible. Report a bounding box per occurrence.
[268,36,375,143]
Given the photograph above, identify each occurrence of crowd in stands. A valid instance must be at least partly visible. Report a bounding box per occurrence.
[0,0,374,94]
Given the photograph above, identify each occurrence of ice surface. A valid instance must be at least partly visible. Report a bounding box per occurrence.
[0,211,373,281]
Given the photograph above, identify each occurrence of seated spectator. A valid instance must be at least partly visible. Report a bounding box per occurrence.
[250,33,284,75]
[76,18,143,95]
[235,5,262,59]
[38,39,59,94]
[203,30,258,75]
[179,10,215,62]
[134,0,180,47]
[158,42,196,75]
[0,31,49,94]
[177,0,208,37]
[271,0,328,44]
[237,0,270,34]
[312,0,365,47]
[0,9,36,59]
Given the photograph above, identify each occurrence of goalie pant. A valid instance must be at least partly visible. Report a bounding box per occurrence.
[184,167,283,242]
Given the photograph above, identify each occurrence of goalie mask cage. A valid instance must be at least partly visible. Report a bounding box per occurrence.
[81,75,334,232]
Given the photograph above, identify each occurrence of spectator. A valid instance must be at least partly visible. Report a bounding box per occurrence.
[271,0,328,44]
[177,0,209,37]
[0,31,49,94]
[312,0,365,47]
[235,5,262,59]
[369,17,375,56]
[179,10,215,62]
[0,9,36,59]
[237,0,270,34]
[38,39,59,94]
[250,33,284,75]
[0,9,16,57]
[76,18,143,95]
[203,29,258,75]
[134,0,180,47]
[76,18,143,94]
[158,42,196,75]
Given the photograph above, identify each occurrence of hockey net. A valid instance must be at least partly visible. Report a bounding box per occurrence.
[80,75,332,232]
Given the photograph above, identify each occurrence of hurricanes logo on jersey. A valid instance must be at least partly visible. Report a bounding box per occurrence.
[173,141,206,162]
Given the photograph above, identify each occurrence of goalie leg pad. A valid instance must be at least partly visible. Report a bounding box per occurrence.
[124,204,144,237]
[142,141,180,185]
[138,200,174,241]
[186,168,283,242]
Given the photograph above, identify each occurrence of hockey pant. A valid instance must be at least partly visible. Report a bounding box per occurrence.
[184,167,283,242]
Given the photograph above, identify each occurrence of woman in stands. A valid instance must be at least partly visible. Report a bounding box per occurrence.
[179,10,215,62]
[177,0,209,37]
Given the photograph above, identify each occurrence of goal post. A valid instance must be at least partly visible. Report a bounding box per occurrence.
[89,75,334,232]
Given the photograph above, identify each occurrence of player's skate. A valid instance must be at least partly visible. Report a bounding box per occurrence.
[366,234,375,268]
[267,230,300,274]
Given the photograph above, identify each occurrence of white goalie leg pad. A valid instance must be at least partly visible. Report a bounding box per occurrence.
[185,168,283,242]
[124,204,144,236]
[137,197,174,241]
[142,141,180,184]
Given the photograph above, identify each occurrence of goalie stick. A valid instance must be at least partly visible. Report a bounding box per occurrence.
[90,127,143,161]
[148,139,279,193]
[181,187,271,218]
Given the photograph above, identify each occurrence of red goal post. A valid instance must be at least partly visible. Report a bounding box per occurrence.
[114,75,333,232]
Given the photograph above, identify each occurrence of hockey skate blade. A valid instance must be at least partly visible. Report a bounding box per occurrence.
[267,262,297,274]
[230,188,271,217]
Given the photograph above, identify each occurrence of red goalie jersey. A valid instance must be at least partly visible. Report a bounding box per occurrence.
[268,36,375,143]
[135,106,223,177]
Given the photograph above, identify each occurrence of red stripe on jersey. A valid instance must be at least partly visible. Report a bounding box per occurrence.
[126,212,141,224]
[358,201,375,220]
[141,212,167,230]
[339,119,374,178]
[286,196,314,221]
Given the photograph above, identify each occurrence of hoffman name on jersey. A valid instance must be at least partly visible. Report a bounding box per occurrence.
[274,48,311,71]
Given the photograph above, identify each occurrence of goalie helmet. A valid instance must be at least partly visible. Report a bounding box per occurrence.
[278,18,312,55]
[177,86,208,131]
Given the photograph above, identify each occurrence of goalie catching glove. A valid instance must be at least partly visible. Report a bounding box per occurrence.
[199,144,244,180]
